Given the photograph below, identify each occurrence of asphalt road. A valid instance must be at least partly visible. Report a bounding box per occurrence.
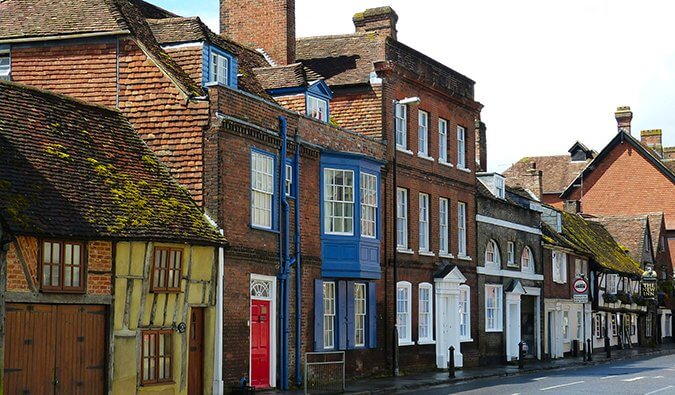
[406,354,675,395]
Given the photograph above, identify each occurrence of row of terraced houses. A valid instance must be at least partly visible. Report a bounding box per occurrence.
[0,0,674,394]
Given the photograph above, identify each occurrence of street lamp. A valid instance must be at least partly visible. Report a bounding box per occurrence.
[392,96,421,377]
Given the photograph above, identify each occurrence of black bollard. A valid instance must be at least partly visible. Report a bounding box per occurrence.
[448,345,456,378]
[587,339,592,361]
[605,336,611,359]
[518,342,525,369]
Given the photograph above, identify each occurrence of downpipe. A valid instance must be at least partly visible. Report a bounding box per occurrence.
[278,116,291,390]
[293,138,302,387]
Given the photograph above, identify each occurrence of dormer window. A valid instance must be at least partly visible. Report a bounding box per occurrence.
[0,49,10,81]
[494,175,505,199]
[210,52,229,85]
[307,95,328,122]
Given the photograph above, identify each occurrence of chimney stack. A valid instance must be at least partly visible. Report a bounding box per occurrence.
[353,7,398,40]
[220,0,296,66]
[640,129,663,158]
[563,200,581,214]
[615,106,633,135]
[474,119,487,172]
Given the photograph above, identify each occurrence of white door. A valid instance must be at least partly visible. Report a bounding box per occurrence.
[507,301,521,360]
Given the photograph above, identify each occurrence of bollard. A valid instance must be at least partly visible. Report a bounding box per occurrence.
[605,336,611,359]
[518,342,525,370]
[448,346,456,378]
[587,339,592,361]
[393,328,400,377]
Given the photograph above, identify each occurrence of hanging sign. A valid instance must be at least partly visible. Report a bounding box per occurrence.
[641,268,658,300]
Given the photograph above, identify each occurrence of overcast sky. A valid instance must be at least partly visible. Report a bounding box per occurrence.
[152,0,675,172]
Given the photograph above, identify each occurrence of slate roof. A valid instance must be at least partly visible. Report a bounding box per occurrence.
[592,215,650,264]
[0,0,203,98]
[0,81,225,245]
[503,154,591,195]
[296,33,386,86]
[146,16,272,98]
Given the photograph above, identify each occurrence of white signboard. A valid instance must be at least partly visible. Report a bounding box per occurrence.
[573,294,588,304]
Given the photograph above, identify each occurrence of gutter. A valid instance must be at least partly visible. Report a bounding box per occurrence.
[0,30,131,44]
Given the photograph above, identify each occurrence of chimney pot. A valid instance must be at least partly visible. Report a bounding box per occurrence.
[353,6,398,40]
[564,200,581,214]
[615,105,633,135]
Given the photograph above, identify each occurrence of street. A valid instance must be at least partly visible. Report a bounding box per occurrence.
[407,354,675,395]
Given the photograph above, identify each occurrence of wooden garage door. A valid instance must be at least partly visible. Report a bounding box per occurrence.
[4,304,107,395]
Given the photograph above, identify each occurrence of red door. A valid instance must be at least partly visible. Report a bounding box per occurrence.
[250,299,271,388]
[188,308,204,395]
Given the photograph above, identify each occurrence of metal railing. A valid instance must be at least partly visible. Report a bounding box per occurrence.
[304,351,345,394]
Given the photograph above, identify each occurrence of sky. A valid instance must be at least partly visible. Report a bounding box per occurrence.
[151,0,675,172]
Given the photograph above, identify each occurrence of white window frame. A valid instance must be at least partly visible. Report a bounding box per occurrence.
[574,258,587,278]
[307,95,328,122]
[494,175,505,199]
[210,52,229,85]
[323,281,336,349]
[485,284,503,332]
[360,172,378,238]
[457,125,466,169]
[606,273,618,294]
[594,314,603,338]
[251,151,274,229]
[418,283,434,343]
[458,202,467,257]
[418,193,430,253]
[459,284,471,341]
[396,188,409,250]
[485,239,500,269]
[576,310,583,340]
[521,246,534,273]
[285,163,292,197]
[418,110,429,156]
[395,103,407,150]
[323,168,354,235]
[354,283,367,347]
[611,314,617,336]
[439,198,449,256]
[563,311,570,341]
[507,242,515,266]
[438,118,448,163]
[396,281,412,345]
[665,313,672,337]
[552,250,567,284]
[0,49,10,81]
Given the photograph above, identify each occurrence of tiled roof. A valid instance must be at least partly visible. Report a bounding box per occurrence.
[503,154,590,194]
[646,212,665,253]
[560,212,642,275]
[253,63,323,91]
[0,0,203,98]
[592,215,649,263]
[296,33,386,86]
[146,16,272,98]
[0,81,225,245]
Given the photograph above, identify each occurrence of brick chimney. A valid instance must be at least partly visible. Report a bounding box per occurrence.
[615,106,633,134]
[220,0,296,65]
[640,129,663,158]
[474,119,487,172]
[563,200,581,214]
[353,6,398,40]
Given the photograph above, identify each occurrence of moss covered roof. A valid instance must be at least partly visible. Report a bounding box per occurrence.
[560,212,642,275]
[0,81,225,245]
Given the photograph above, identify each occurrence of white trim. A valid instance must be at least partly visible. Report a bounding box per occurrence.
[439,160,454,168]
[249,274,277,388]
[418,282,434,343]
[459,284,471,341]
[396,147,414,155]
[396,281,412,344]
[458,255,472,261]
[418,153,435,162]
[476,215,542,235]
[419,251,436,257]
[476,266,544,281]
[458,167,472,173]
[416,340,436,345]
[397,248,414,255]
[439,253,455,259]
[485,284,504,332]
[161,41,203,50]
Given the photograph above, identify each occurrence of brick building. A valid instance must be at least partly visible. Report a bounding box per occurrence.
[475,174,544,365]
[219,2,484,371]
[0,81,225,394]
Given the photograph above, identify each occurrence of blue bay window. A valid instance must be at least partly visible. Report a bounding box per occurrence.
[203,45,238,89]
[320,152,382,279]
[314,279,377,350]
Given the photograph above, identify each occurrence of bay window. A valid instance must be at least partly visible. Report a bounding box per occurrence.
[324,168,354,235]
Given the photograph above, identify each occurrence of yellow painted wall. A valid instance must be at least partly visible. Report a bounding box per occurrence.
[112,241,217,395]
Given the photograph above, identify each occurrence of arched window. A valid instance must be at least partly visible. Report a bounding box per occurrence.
[485,239,501,268]
[521,246,534,273]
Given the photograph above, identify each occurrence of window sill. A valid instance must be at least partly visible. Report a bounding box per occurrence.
[439,160,453,168]
[396,147,414,156]
[439,253,455,259]
[398,340,415,346]
[458,255,472,261]
[204,81,229,88]
[418,153,434,162]
[417,339,436,345]
[457,167,471,173]
[460,337,474,343]
[506,263,518,269]
[419,250,436,257]
[250,225,280,234]
[485,328,503,333]
[397,248,414,255]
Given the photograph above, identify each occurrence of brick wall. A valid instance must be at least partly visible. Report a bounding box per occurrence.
[87,240,113,295]
[5,236,38,291]
[542,248,575,300]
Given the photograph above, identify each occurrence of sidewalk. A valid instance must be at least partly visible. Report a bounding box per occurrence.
[261,343,675,394]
